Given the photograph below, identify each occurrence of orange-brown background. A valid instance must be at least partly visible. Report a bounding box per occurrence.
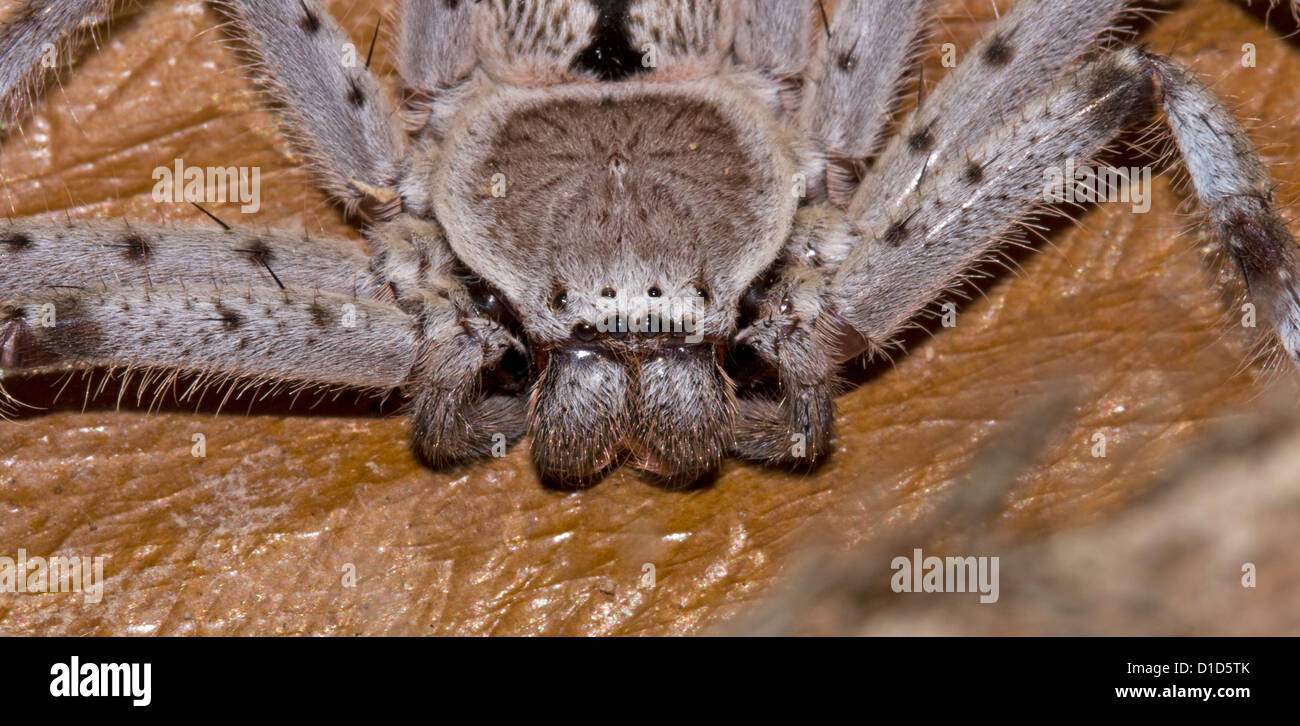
[0,0,1296,635]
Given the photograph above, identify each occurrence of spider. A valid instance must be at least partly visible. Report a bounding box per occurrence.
[2,0,1299,489]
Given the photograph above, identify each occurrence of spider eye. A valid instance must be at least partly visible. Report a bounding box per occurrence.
[550,288,569,311]
[470,286,504,318]
[739,285,765,322]
[778,295,793,315]
[647,286,662,298]
[692,284,710,302]
[600,287,617,298]
[572,322,597,341]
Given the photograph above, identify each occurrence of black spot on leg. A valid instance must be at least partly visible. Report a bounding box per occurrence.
[907,125,934,154]
[962,161,984,185]
[121,233,153,262]
[308,300,331,327]
[882,219,909,247]
[2,232,33,251]
[298,0,321,34]
[214,303,243,331]
[346,76,366,107]
[241,240,274,267]
[983,34,1014,66]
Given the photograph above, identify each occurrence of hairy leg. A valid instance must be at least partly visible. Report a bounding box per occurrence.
[0,0,116,132]
[828,49,1160,352]
[397,0,478,136]
[0,222,371,298]
[473,0,598,85]
[850,0,1137,234]
[1,285,418,389]
[406,290,527,468]
[1149,52,1300,359]
[212,0,408,222]
[732,266,837,466]
[366,216,530,466]
[823,47,1300,361]
[734,0,814,115]
[736,44,1300,462]
[2,218,529,467]
[625,0,733,79]
[802,0,934,206]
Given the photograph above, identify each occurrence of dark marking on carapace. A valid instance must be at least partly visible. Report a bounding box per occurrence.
[962,161,984,185]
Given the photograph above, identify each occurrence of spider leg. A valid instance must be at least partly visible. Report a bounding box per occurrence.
[0,0,115,133]
[820,47,1300,365]
[365,216,530,466]
[802,0,934,206]
[0,222,371,299]
[212,1,407,222]
[734,42,1300,464]
[397,0,478,137]
[851,0,1136,233]
[734,0,814,116]
[823,49,1161,356]
[1148,52,1300,359]
[0,274,526,463]
[625,0,733,79]
[474,0,599,85]
[732,266,837,466]
[1,285,418,390]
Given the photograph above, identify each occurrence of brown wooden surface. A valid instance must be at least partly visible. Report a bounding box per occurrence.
[1,0,1297,635]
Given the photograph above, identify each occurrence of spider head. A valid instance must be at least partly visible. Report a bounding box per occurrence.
[433,84,800,485]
